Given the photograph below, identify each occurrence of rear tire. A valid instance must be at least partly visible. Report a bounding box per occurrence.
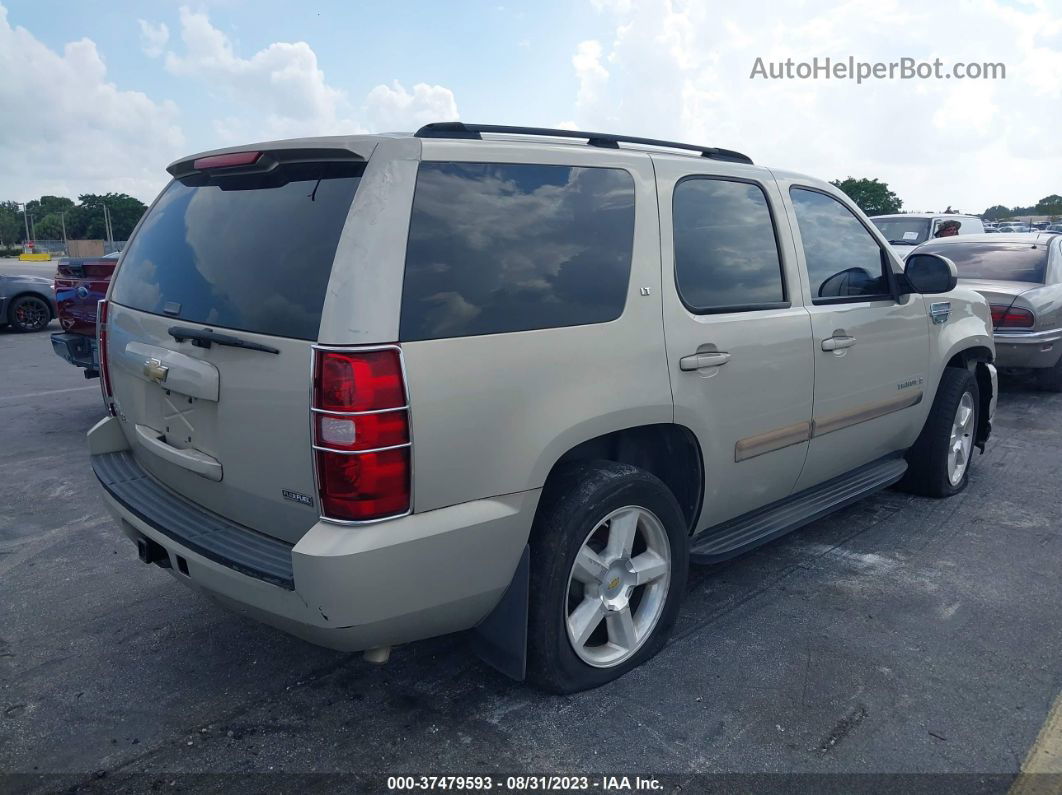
[8,295,51,332]
[526,461,689,694]
[898,368,979,498]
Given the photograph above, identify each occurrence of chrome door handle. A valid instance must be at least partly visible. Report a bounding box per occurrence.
[679,351,731,371]
[821,336,856,352]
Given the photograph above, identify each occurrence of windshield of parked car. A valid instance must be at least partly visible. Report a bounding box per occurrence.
[871,217,931,245]
[917,241,1048,283]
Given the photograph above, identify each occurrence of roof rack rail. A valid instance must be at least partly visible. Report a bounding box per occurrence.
[414,122,753,165]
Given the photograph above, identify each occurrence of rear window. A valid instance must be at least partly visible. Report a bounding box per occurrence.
[111,162,362,340]
[917,241,1048,283]
[399,162,635,341]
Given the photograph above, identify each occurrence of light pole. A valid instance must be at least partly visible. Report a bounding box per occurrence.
[59,211,67,247]
[16,202,30,245]
[101,202,114,246]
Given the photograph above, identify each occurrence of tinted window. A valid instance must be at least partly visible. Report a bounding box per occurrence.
[790,188,890,300]
[112,163,362,340]
[400,163,635,341]
[917,241,1049,283]
[673,178,784,311]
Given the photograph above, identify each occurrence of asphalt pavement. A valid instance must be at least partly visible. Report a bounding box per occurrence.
[1,318,1060,793]
[0,257,56,279]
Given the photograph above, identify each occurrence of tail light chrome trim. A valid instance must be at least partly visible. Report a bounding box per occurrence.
[309,344,415,526]
[311,442,412,455]
[310,405,410,416]
[97,298,116,416]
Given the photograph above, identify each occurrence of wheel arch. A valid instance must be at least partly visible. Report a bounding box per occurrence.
[7,290,56,320]
[944,345,994,449]
[539,423,704,534]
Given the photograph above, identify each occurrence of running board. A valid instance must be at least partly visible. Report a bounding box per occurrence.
[690,456,908,564]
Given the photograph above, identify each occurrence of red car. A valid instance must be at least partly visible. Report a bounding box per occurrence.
[50,251,119,377]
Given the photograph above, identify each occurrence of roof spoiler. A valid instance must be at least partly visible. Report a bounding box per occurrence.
[167,147,364,180]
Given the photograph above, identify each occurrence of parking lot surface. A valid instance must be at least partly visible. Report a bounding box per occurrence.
[0,257,55,279]
[1,319,1060,792]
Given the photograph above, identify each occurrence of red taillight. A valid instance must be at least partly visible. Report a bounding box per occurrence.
[990,304,1034,328]
[312,348,411,522]
[314,350,405,412]
[315,449,411,521]
[193,151,261,170]
[97,299,116,416]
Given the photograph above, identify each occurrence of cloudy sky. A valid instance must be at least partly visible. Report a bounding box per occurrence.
[1,0,1059,213]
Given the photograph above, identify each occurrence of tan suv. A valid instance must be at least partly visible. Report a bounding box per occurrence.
[88,123,998,692]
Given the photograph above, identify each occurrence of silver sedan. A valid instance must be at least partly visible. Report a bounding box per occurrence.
[913,233,1062,391]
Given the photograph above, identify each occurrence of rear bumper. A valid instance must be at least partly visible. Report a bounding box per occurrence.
[993,328,1062,369]
[50,331,98,375]
[87,417,538,652]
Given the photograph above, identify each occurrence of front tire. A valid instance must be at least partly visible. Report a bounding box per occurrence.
[527,461,689,694]
[898,368,979,497]
[8,295,51,332]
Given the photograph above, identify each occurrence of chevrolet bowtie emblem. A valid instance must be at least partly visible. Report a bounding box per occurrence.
[144,357,169,384]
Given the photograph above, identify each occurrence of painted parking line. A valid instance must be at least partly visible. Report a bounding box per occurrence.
[1010,692,1062,795]
[0,385,98,402]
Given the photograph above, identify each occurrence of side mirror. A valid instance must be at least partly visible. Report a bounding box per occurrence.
[818,267,875,298]
[903,253,958,294]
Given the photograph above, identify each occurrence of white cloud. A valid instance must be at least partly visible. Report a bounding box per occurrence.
[0,4,184,202]
[138,19,168,58]
[568,0,1062,212]
[572,40,609,111]
[160,6,459,139]
[164,6,348,135]
[363,81,459,132]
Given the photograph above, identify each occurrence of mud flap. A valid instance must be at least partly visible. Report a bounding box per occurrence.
[470,544,529,681]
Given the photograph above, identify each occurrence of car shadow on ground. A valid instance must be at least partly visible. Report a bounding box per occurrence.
[0,318,57,335]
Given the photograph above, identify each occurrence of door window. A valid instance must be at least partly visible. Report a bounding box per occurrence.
[790,188,891,302]
[672,178,786,312]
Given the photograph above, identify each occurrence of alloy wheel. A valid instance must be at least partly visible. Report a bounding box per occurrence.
[13,298,49,332]
[564,506,671,668]
[948,391,976,486]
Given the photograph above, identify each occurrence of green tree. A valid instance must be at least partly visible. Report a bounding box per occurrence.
[65,203,103,239]
[0,200,23,245]
[33,213,66,240]
[26,195,74,218]
[1035,194,1062,216]
[982,204,1011,221]
[77,193,147,240]
[829,177,903,216]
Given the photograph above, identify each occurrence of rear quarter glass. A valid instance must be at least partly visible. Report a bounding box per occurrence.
[399,162,636,341]
[111,162,363,340]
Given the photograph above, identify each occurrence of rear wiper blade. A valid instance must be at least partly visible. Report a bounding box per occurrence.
[168,326,280,354]
[888,239,917,245]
